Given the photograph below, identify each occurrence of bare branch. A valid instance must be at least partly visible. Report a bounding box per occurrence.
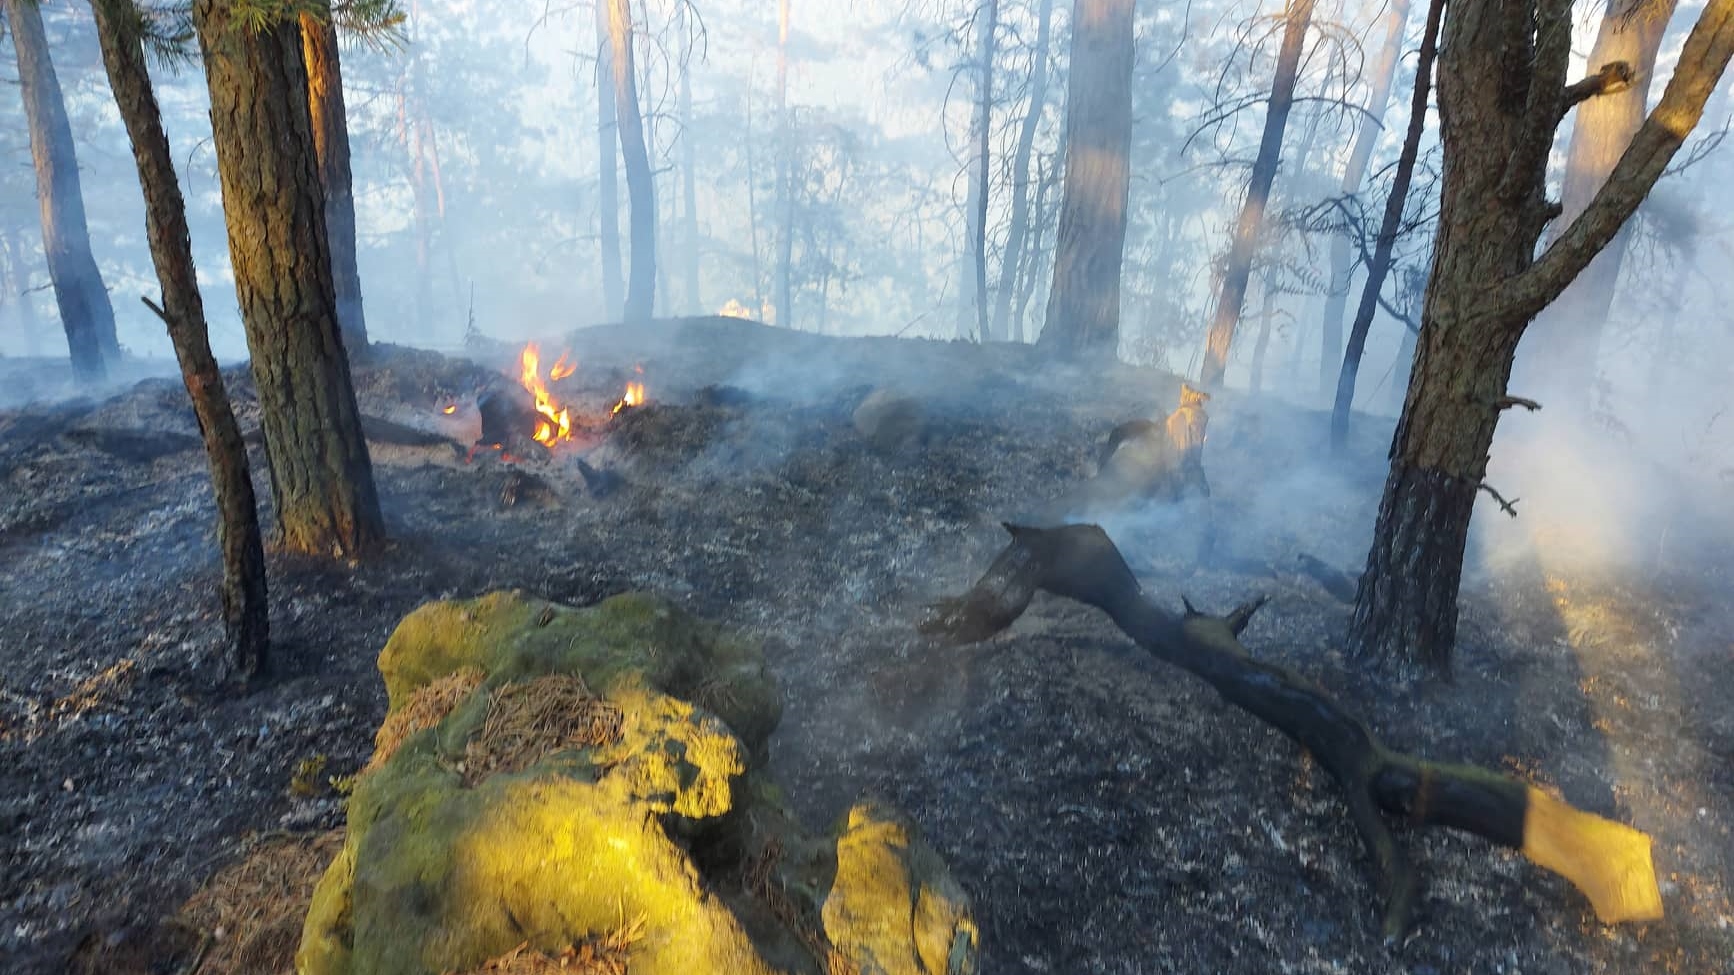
[1478,482,1520,518]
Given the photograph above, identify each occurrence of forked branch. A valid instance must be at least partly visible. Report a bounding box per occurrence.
[921,523,1661,940]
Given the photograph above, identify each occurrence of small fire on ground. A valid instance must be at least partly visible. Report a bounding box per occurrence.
[520,345,575,446]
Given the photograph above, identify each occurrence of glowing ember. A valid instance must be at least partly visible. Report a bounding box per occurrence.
[442,404,457,415]
[518,343,574,446]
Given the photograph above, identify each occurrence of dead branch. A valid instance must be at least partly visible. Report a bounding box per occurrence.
[920,523,1661,939]
[1494,395,1542,412]
[1478,481,1520,517]
[1562,60,1636,115]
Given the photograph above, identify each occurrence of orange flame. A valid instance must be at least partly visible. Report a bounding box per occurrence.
[441,404,457,415]
[550,353,576,382]
[612,381,646,416]
[519,343,574,446]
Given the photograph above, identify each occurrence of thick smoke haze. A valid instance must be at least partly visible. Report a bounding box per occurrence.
[1,0,1730,566]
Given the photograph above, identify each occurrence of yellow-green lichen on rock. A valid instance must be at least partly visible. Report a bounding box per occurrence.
[299,590,976,975]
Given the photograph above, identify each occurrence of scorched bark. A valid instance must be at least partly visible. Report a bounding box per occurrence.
[192,0,386,559]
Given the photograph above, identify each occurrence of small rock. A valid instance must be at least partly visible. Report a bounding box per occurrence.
[853,388,926,453]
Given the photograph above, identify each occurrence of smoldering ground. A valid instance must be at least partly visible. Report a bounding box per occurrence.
[7,320,1731,974]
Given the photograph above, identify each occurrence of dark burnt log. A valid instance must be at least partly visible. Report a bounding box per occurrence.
[476,388,537,446]
[921,522,1661,939]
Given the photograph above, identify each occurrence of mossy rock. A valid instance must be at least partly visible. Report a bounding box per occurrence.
[301,591,976,975]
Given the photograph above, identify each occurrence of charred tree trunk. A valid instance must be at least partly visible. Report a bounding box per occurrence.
[1348,0,1734,672]
[925,523,1663,938]
[192,0,386,559]
[595,0,625,320]
[775,0,794,328]
[1521,0,1677,408]
[4,0,119,380]
[962,0,999,340]
[992,0,1055,344]
[1319,0,1411,392]
[676,0,701,314]
[1330,0,1442,451]
[606,0,655,322]
[300,6,367,353]
[90,0,268,674]
[1200,0,1315,386]
[1036,0,1135,358]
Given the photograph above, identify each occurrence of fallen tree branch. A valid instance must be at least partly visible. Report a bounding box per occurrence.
[920,523,1661,939]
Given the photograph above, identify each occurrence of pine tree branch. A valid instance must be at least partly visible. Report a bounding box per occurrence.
[1498,0,1734,323]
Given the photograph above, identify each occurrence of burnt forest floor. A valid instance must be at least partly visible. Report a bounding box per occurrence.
[2,317,1732,975]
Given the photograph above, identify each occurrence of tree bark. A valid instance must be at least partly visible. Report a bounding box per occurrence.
[1036,0,1135,358]
[594,0,625,320]
[4,0,119,380]
[676,0,701,314]
[1520,0,1677,408]
[605,0,655,322]
[992,0,1055,345]
[962,0,999,340]
[775,0,794,328]
[192,0,386,560]
[1200,0,1316,386]
[90,0,268,674]
[1319,0,1411,393]
[925,523,1663,937]
[300,7,368,353]
[1348,0,1734,672]
[1330,0,1442,451]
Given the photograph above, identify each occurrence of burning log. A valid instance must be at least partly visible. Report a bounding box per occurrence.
[921,522,1663,940]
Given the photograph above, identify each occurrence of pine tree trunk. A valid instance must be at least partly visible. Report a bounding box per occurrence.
[775,0,794,328]
[1013,153,1059,342]
[1520,0,1676,408]
[745,79,764,315]
[992,0,1055,344]
[1200,0,1315,386]
[1319,0,1411,393]
[1347,0,1734,672]
[595,0,625,320]
[962,0,999,340]
[1036,0,1135,358]
[192,0,386,560]
[606,0,655,322]
[301,8,368,353]
[4,0,119,380]
[1249,276,1276,393]
[2,222,44,356]
[91,0,269,674]
[1331,0,1442,451]
[676,0,701,314]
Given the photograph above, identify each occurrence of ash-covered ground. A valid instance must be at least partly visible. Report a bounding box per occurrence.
[2,317,1731,974]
